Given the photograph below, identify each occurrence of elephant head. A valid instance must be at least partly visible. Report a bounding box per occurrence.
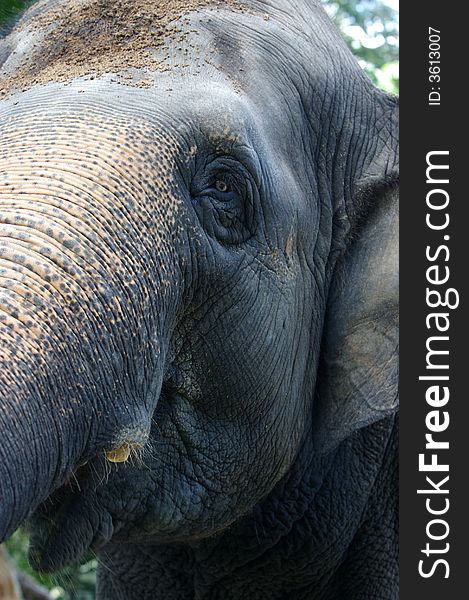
[0,0,398,585]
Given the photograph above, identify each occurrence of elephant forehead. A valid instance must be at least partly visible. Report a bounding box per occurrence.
[0,0,247,96]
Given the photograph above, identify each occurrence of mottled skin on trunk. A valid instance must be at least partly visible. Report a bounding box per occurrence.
[0,101,188,541]
[0,1,398,598]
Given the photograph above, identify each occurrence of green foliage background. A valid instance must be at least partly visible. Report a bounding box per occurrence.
[0,0,398,597]
[7,530,96,599]
[321,0,399,92]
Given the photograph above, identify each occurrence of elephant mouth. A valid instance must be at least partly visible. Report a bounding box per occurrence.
[28,461,115,573]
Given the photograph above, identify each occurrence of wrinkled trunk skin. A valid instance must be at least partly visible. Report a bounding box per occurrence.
[0,202,91,541]
[0,97,184,543]
[0,379,79,541]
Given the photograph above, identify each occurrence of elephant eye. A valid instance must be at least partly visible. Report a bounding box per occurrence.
[190,158,256,245]
[215,179,230,193]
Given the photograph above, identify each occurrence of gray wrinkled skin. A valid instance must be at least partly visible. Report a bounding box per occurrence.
[0,1,399,598]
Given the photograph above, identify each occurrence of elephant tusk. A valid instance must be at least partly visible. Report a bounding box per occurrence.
[105,443,132,463]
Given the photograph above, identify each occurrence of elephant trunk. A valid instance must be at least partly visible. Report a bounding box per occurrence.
[0,108,185,543]
[0,375,83,541]
[0,261,158,542]
[0,203,170,543]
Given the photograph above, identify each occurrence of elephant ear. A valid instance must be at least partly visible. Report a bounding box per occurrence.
[313,102,399,455]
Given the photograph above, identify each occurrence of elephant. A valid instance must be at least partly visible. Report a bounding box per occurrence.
[0,0,399,598]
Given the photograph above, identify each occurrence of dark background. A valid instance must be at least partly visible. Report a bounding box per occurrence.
[400,2,467,597]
